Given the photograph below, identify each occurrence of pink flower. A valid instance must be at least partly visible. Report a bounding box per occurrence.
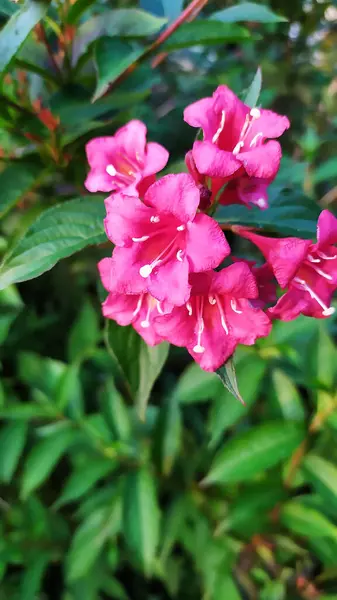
[154,263,271,372]
[85,119,169,195]
[102,291,171,346]
[184,86,289,209]
[99,173,230,307]
[238,210,337,320]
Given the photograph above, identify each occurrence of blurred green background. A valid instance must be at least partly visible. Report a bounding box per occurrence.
[0,0,337,598]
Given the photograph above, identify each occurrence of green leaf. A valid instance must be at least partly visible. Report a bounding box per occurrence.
[0,0,49,73]
[0,421,27,483]
[162,20,250,51]
[0,0,19,16]
[260,581,286,600]
[203,421,304,485]
[19,554,49,600]
[0,285,23,345]
[55,458,114,508]
[159,496,188,562]
[312,158,337,185]
[123,467,160,576]
[209,354,266,447]
[105,321,169,420]
[212,2,287,23]
[0,404,54,419]
[214,574,241,600]
[67,498,122,581]
[281,501,337,541]
[0,162,42,220]
[303,455,337,512]
[271,369,305,421]
[244,66,262,107]
[216,356,244,405]
[307,325,336,389]
[216,190,320,238]
[68,300,100,363]
[93,37,144,102]
[0,196,105,290]
[21,428,78,498]
[55,364,84,419]
[99,378,131,442]
[153,395,181,476]
[176,362,221,404]
[17,352,66,398]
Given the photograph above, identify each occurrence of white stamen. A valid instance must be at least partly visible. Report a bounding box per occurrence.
[215,294,229,334]
[132,295,144,318]
[310,264,332,280]
[140,319,150,328]
[140,301,152,328]
[212,110,226,143]
[193,317,205,354]
[177,225,185,231]
[250,108,261,119]
[256,198,267,209]
[176,249,184,262]
[231,299,242,314]
[157,301,165,315]
[250,132,263,147]
[193,344,205,354]
[307,254,321,263]
[132,235,150,242]
[317,251,337,260]
[186,302,193,316]
[106,164,117,176]
[294,277,335,316]
[150,215,160,223]
[140,264,153,278]
[208,295,216,305]
[233,141,244,155]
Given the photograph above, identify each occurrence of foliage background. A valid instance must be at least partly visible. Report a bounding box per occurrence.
[0,0,337,598]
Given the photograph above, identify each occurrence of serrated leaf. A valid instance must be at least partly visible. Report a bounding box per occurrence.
[21,428,78,498]
[203,421,304,485]
[162,20,250,51]
[0,196,105,290]
[244,66,262,107]
[123,467,160,576]
[303,455,337,512]
[0,0,48,73]
[281,501,337,541]
[105,321,169,420]
[0,162,42,219]
[68,300,100,363]
[212,2,287,23]
[0,421,27,483]
[67,498,122,581]
[216,356,244,405]
[93,37,144,102]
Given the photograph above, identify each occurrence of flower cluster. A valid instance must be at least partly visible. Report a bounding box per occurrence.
[85,88,337,372]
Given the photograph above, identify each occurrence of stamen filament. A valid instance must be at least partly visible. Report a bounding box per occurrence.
[294,277,335,316]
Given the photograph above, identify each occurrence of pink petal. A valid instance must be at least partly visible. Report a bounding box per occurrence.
[143,142,169,177]
[190,331,237,372]
[267,289,310,321]
[236,140,282,179]
[186,213,230,272]
[245,109,290,146]
[104,194,153,247]
[85,169,117,193]
[144,173,200,223]
[211,262,258,299]
[154,305,195,348]
[193,141,241,179]
[99,247,147,294]
[317,210,337,249]
[85,137,116,169]
[115,119,147,161]
[137,175,156,198]
[183,96,218,140]
[102,292,140,325]
[148,256,191,306]
[224,298,271,345]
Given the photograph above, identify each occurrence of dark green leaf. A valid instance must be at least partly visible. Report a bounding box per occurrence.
[68,300,100,363]
[0,196,105,290]
[137,339,169,420]
[55,364,84,419]
[21,428,78,498]
[203,421,304,485]
[93,37,144,102]
[0,0,19,17]
[153,395,181,475]
[0,0,49,73]
[123,467,160,576]
[162,20,250,51]
[99,378,131,442]
[281,501,337,541]
[67,498,122,581]
[212,2,287,23]
[209,354,267,447]
[303,455,337,512]
[0,162,42,219]
[244,66,262,107]
[0,285,23,345]
[19,554,49,600]
[176,362,221,404]
[55,458,114,507]
[0,421,27,482]
[216,356,244,405]
[307,325,336,389]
